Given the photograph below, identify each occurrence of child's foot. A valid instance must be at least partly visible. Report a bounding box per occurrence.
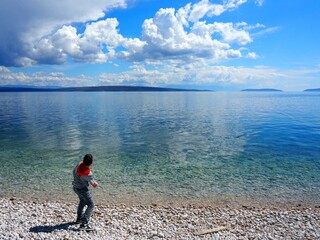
[79,223,95,231]
[75,218,83,224]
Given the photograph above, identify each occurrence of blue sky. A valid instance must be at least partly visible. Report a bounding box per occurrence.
[0,0,319,91]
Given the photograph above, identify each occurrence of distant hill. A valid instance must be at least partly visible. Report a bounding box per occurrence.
[304,88,320,92]
[0,86,60,92]
[0,85,209,92]
[241,88,282,92]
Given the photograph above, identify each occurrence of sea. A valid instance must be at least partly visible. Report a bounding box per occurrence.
[0,91,319,207]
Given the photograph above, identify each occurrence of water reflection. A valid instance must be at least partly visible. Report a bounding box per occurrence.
[0,92,319,206]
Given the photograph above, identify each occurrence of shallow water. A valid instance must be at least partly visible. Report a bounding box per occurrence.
[1,92,319,206]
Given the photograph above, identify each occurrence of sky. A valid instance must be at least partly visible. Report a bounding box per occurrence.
[0,0,319,91]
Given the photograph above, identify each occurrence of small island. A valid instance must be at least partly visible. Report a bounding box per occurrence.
[304,88,320,92]
[241,88,283,92]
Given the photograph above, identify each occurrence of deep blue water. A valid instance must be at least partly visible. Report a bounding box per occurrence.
[0,92,319,206]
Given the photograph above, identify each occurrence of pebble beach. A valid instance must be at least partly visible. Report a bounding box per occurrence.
[1,198,319,240]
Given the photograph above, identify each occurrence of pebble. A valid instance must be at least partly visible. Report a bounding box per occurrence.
[0,198,319,239]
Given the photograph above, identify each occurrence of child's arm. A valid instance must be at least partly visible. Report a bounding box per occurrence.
[82,171,99,188]
[91,180,98,188]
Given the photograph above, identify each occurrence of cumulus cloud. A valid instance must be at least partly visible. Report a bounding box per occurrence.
[0,0,263,67]
[125,1,258,63]
[247,52,259,59]
[0,66,93,86]
[188,0,247,22]
[0,0,126,66]
[35,19,144,64]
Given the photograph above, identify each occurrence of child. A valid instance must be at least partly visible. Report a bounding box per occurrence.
[72,153,98,230]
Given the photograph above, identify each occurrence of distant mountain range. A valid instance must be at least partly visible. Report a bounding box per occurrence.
[0,85,208,92]
[1,85,319,92]
[241,88,283,92]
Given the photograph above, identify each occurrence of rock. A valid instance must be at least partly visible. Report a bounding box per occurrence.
[1,197,320,239]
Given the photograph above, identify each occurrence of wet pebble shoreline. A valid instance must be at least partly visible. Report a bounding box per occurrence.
[1,198,319,239]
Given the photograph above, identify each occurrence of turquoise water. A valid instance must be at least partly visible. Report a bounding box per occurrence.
[1,92,320,206]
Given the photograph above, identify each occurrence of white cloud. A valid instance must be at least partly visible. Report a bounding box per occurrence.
[0,0,261,67]
[188,0,225,22]
[251,26,280,38]
[205,22,252,45]
[0,0,126,66]
[99,65,171,85]
[0,66,10,73]
[140,8,192,56]
[51,26,80,56]
[28,18,146,64]
[255,0,264,7]
[188,0,247,22]
[124,2,258,64]
[97,62,317,89]
[247,52,259,59]
[1,64,319,91]
[0,66,93,86]
[84,18,123,46]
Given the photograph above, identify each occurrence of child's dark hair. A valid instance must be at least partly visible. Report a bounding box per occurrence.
[83,154,93,166]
